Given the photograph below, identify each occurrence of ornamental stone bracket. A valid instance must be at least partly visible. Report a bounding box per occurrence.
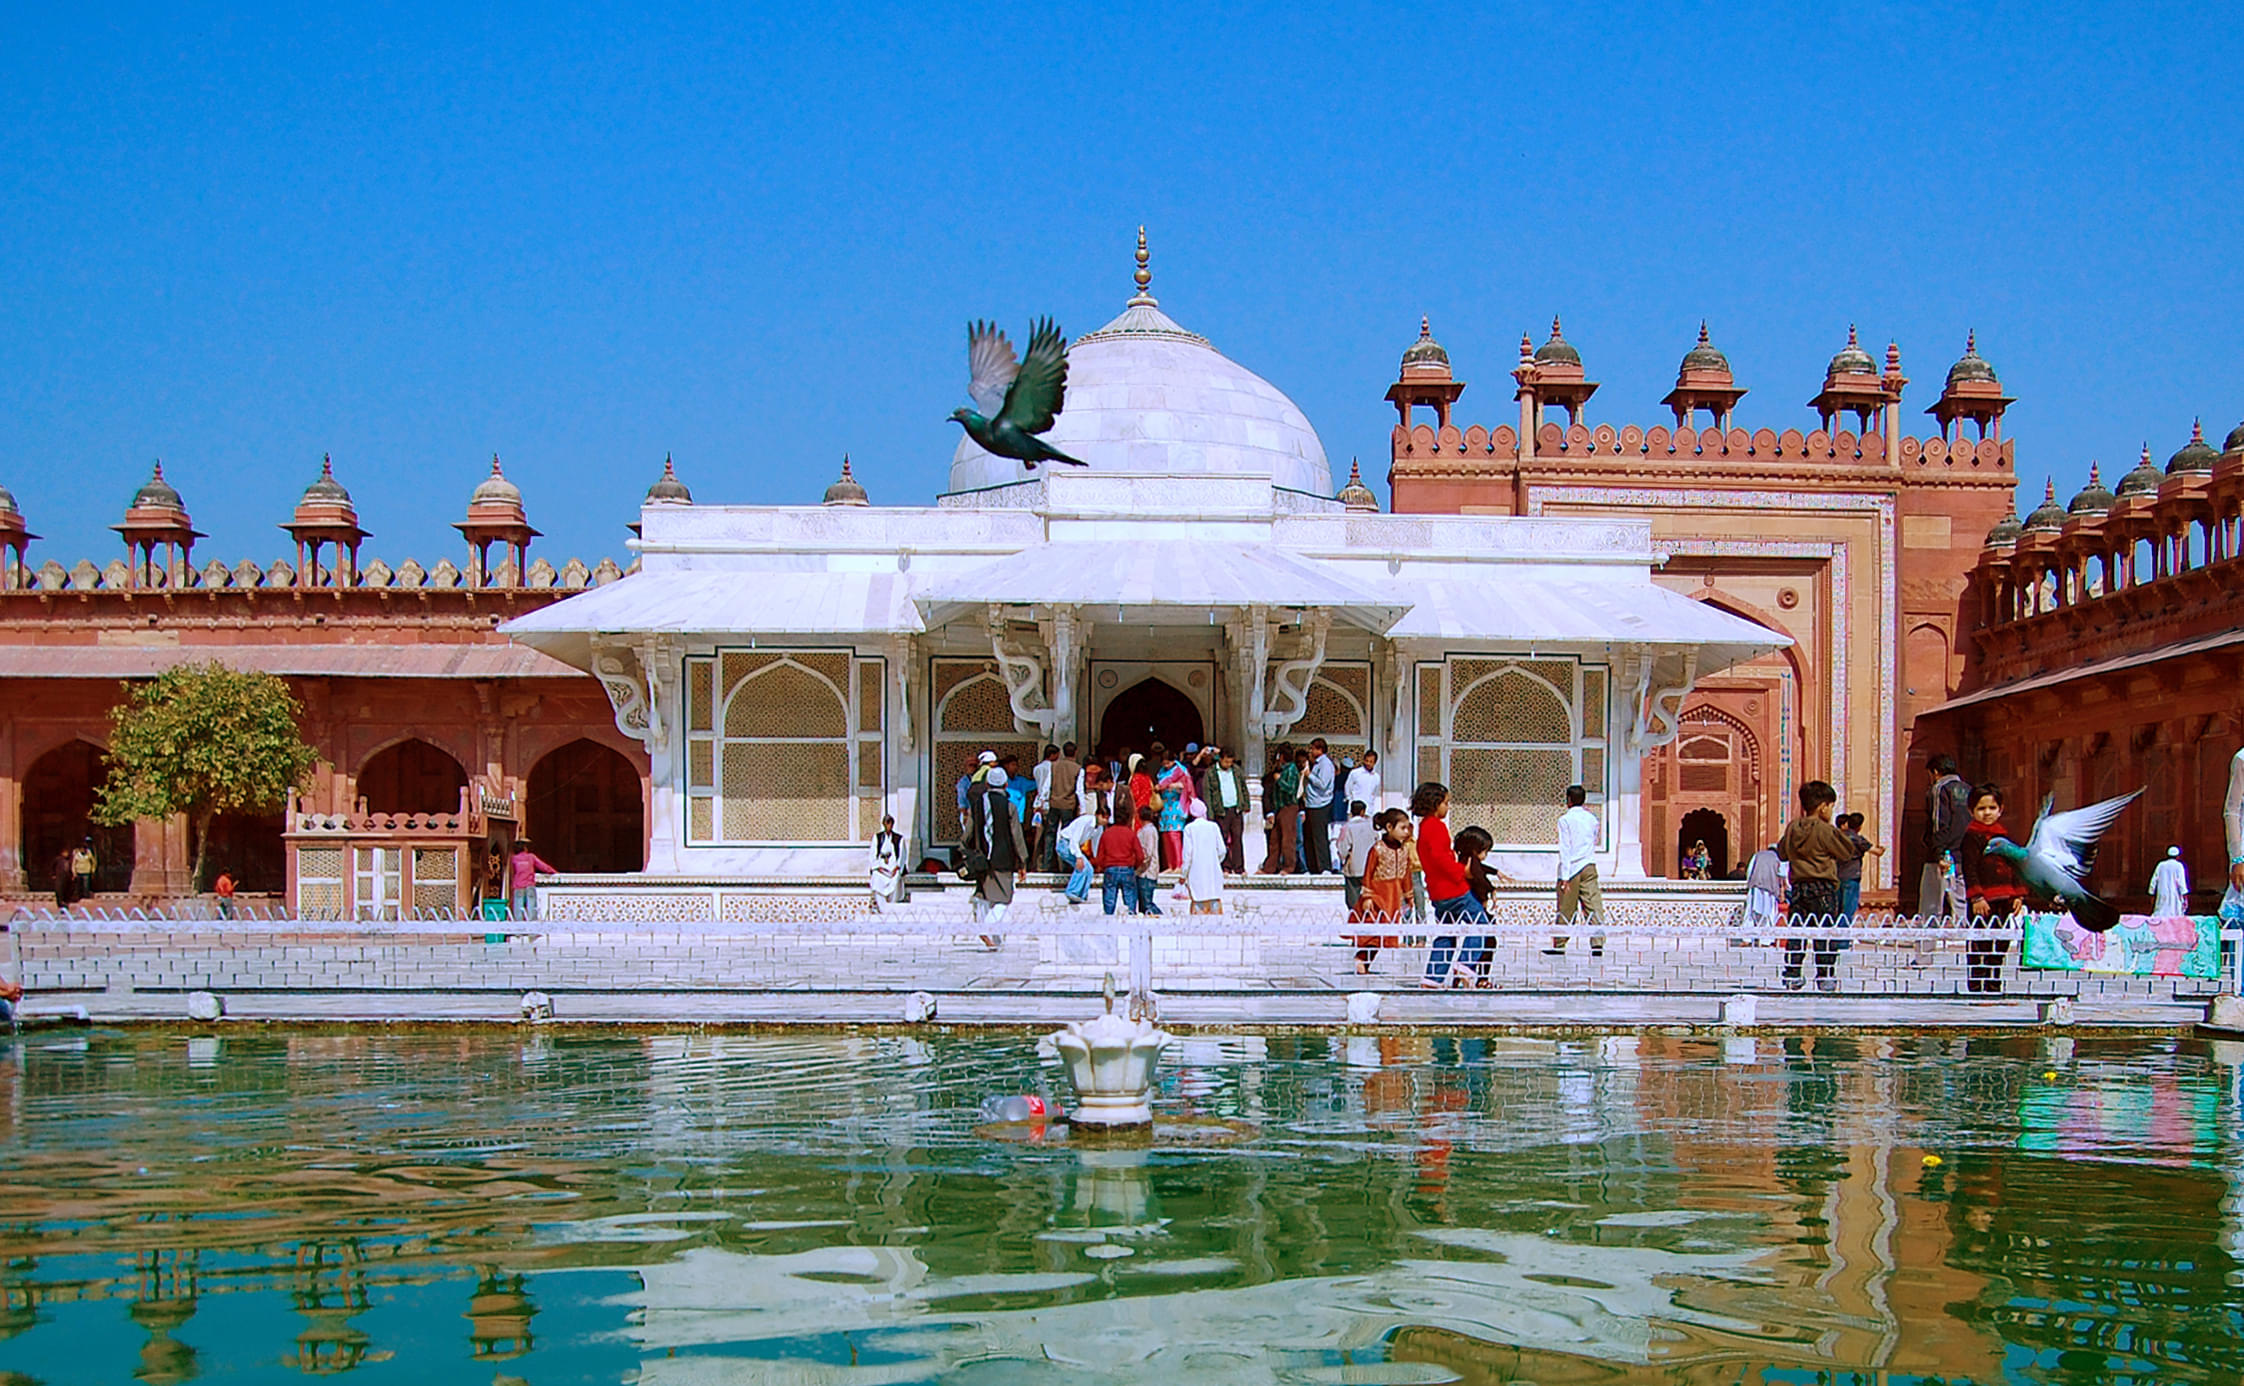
[989,604,1078,744]
[592,636,671,753]
[1260,610,1331,741]
[1623,644,1699,752]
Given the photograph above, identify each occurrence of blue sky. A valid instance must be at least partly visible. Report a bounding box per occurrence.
[3,3,2239,567]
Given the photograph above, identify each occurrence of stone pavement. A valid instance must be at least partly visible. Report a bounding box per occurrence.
[5,906,2234,1031]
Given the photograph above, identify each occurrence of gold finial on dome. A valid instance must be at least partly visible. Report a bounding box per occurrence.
[1128,225,1155,307]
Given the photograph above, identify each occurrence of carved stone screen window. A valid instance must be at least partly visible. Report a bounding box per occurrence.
[930,657,1039,846]
[1414,657,1609,848]
[682,650,884,845]
[1289,662,1374,768]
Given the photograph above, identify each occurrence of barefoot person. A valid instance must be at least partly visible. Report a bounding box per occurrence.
[1350,810,1411,972]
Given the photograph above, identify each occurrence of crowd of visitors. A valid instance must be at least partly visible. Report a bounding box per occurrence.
[905,737,1626,978]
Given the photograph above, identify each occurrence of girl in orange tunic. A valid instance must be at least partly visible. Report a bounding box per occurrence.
[1351,810,1412,971]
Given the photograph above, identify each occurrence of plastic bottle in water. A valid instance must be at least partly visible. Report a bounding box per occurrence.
[979,1094,1049,1123]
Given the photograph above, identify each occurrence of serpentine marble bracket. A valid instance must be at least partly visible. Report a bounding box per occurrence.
[1260,610,1330,740]
[1626,646,1698,751]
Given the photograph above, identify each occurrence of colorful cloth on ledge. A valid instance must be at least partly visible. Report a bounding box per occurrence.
[2021,913,2222,978]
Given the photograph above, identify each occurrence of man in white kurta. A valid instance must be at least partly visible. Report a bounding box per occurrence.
[1179,802,1228,915]
[2149,847,2190,918]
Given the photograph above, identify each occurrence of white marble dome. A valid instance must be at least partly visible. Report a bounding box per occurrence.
[947,296,1333,497]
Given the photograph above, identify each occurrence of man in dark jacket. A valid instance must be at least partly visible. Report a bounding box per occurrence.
[1919,754,1972,921]
[968,766,1030,947]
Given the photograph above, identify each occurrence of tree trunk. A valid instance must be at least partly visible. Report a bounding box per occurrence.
[190,808,213,896]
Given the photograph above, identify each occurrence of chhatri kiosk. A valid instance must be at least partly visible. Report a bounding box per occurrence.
[505,250,1781,913]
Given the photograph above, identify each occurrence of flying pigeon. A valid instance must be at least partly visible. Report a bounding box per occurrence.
[947,317,1085,468]
[1984,789,2143,933]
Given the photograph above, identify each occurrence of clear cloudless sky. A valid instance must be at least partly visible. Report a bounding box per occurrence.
[3,3,2240,567]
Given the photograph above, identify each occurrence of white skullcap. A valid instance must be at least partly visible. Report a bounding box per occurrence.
[985,767,1008,788]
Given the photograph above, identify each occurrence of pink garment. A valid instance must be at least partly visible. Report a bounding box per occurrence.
[509,852,556,890]
[1159,763,1201,817]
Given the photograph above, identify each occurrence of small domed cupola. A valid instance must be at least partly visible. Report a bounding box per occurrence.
[113,460,204,589]
[0,483,36,590]
[1809,325,1900,434]
[1945,332,1997,387]
[1826,324,1876,377]
[2022,477,2069,533]
[2224,419,2244,454]
[1663,321,1746,432]
[1926,330,2014,443]
[1388,316,1468,430]
[455,454,540,588]
[2165,418,2217,475]
[2116,443,2165,499]
[645,453,692,505]
[1983,501,2023,548]
[1511,316,1599,437]
[1400,316,1450,377]
[291,453,359,523]
[282,454,370,587]
[2067,462,2115,516]
[1533,316,1581,368]
[823,455,869,506]
[1680,321,1731,376]
[1336,458,1379,513]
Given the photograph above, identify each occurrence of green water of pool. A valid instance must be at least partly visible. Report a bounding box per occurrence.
[0,1029,2239,1384]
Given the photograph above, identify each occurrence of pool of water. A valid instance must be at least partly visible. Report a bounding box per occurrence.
[0,1028,2240,1384]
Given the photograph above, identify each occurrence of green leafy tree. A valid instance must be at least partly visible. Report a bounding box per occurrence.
[93,662,319,892]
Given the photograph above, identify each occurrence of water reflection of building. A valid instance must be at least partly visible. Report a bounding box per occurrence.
[465,1267,536,1360]
[128,1246,200,1385]
[291,1241,376,1374]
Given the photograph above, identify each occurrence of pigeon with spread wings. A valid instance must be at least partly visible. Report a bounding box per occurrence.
[947,318,1085,468]
[1984,788,2143,933]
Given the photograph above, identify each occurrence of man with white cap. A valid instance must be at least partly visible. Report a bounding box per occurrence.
[2149,845,2190,919]
[967,763,1029,947]
[956,750,997,838]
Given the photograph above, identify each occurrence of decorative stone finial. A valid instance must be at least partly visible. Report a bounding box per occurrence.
[2191,416,2205,444]
[1128,225,1155,306]
[2088,461,2101,486]
[1337,457,1379,512]
[1886,341,1902,372]
[321,453,334,479]
[823,453,870,506]
[1966,329,1976,354]
[1697,320,1711,346]
[645,451,692,504]
[1846,324,1859,348]
[490,453,505,477]
[1519,332,1533,361]
[1551,314,1562,336]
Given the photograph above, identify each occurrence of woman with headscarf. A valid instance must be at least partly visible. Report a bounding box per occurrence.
[1155,745,1200,871]
[868,813,907,911]
[1179,800,1228,915]
[1127,753,1156,836]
